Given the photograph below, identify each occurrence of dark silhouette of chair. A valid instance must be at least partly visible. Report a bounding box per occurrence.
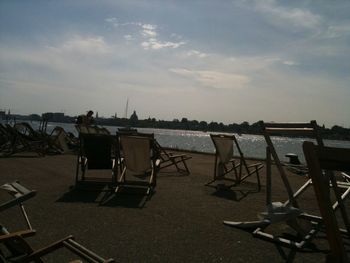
[0,234,115,262]
[75,125,110,135]
[303,142,350,262]
[117,129,191,175]
[206,134,263,191]
[2,124,46,157]
[0,181,115,262]
[154,140,191,174]
[224,121,350,261]
[75,133,117,185]
[115,134,160,195]
[49,126,79,153]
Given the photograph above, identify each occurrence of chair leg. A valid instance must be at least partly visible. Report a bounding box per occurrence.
[256,167,261,192]
[75,156,80,184]
[115,167,126,193]
[181,157,190,174]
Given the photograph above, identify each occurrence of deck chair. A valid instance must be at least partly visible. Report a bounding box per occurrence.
[0,181,37,258]
[303,142,350,262]
[0,233,115,263]
[0,181,36,231]
[2,124,46,157]
[115,134,160,195]
[75,125,110,135]
[14,122,62,154]
[224,121,350,261]
[206,134,263,191]
[49,126,78,153]
[154,141,191,174]
[0,124,13,155]
[0,183,115,262]
[0,234,115,263]
[75,133,117,185]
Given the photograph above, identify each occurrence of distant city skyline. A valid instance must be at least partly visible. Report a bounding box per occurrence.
[1,1,350,127]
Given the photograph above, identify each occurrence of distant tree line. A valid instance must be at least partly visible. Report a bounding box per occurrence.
[4,111,350,140]
[93,111,350,141]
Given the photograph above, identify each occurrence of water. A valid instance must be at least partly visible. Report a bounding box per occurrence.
[8,121,350,162]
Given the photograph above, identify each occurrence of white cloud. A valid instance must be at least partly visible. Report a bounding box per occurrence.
[49,35,111,55]
[169,68,250,89]
[186,50,208,58]
[124,35,133,41]
[142,39,185,50]
[322,24,350,39]
[282,60,298,66]
[253,0,322,31]
[141,24,157,37]
[105,17,119,27]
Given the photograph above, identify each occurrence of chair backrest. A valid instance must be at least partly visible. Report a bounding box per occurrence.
[98,127,111,135]
[79,134,115,169]
[210,134,234,163]
[303,142,350,262]
[259,120,323,207]
[75,124,89,134]
[119,135,154,174]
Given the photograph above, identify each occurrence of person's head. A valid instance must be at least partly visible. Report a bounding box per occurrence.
[87,110,94,117]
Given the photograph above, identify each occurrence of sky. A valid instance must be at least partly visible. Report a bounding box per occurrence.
[0,0,349,127]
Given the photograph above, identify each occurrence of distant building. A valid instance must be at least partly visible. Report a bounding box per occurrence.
[0,111,5,120]
[42,112,65,122]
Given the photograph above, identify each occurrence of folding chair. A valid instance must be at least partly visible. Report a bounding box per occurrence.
[49,127,78,153]
[0,234,115,263]
[154,140,191,174]
[117,129,191,174]
[224,121,350,261]
[75,133,118,185]
[0,181,36,232]
[115,134,160,195]
[3,124,46,157]
[206,134,263,191]
[303,142,350,262]
[0,182,115,262]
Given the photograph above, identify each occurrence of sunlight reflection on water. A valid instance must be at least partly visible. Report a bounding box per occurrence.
[16,121,350,161]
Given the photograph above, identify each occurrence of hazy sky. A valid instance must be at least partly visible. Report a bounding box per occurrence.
[1,1,349,127]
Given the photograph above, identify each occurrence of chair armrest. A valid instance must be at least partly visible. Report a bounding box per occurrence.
[0,229,36,242]
[22,235,74,261]
[168,154,186,159]
[247,163,264,169]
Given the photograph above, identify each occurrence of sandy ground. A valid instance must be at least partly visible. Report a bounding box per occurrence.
[0,150,333,262]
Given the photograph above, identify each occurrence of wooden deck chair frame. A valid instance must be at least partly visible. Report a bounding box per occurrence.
[206,134,263,191]
[13,122,63,154]
[0,234,115,263]
[303,142,350,262]
[154,140,191,174]
[49,126,69,153]
[116,130,191,175]
[250,121,350,257]
[115,134,160,195]
[75,133,118,185]
[0,182,114,262]
[259,120,325,208]
[75,124,111,135]
[0,181,36,231]
[4,124,46,157]
[0,181,38,258]
[0,123,13,155]
[49,126,79,153]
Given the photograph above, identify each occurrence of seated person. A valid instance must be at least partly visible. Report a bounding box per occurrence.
[76,110,94,125]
